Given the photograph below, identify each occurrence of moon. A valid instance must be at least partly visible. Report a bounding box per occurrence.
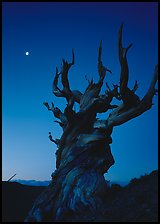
[25,51,29,56]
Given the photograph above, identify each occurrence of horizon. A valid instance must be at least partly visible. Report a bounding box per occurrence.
[2,2,158,183]
[5,168,158,187]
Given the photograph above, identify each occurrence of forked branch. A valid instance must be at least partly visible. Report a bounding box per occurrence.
[98,40,112,82]
[118,23,133,94]
[43,102,67,128]
[61,49,74,96]
[51,24,158,131]
[52,50,82,105]
[107,65,158,127]
[79,41,112,113]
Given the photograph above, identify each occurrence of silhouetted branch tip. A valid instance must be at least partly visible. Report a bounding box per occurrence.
[54,120,63,127]
[48,132,59,145]
[132,80,138,93]
[43,102,51,110]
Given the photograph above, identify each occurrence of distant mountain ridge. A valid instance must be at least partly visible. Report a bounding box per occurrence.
[12,179,128,186]
[11,172,156,186]
[11,179,51,186]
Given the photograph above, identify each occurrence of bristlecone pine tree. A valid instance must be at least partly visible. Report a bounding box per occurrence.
[25,24,158,222]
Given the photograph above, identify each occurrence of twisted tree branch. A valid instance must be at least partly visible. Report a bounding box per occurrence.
[52,50,82,105]
[118,23,133,94]
[43,102,67,128]
[107,65,158,127]
[48,132,60,145]
[52,67,64,97]
[79,41,112,113]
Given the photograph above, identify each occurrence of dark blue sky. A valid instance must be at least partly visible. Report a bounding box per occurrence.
[2,2,158,183]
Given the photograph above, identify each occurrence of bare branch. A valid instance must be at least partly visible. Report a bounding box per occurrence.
[61,60,71,92]
[132,80,138,93]
[70,48,75,66]
[98,40,112,82]
[141,64,158,103]
[117,23,142,115]
[52,67,64,97]
[79,41,113,112]
[43,102,51,110]
[118,23,133,94]
[61,50,75,95]
[51,103,68,126]
[107,65,158,127]
[64,99,77,122]
[106,82,111,92]
[43,102,67,127]
[52,50,82,105]
[54,120,63,127]
[79,80,121,115]
[105,83,121,101]
[48,132,60,145]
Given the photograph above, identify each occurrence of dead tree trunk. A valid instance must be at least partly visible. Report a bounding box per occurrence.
[25,24,158,222]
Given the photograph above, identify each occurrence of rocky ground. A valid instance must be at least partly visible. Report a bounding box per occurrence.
[2,170,158,222]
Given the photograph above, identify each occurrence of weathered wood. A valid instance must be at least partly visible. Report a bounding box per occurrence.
[52,51,83,105]
[25,24,158,222]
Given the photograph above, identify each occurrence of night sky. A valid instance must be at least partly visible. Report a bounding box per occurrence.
[2,2,158,184]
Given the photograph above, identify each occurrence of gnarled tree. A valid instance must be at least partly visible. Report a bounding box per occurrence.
[25,24,158,222]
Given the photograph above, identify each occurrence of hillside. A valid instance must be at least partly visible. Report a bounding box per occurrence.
[2,182,45,222]
[2,170,158,222]
[97,170,158,222]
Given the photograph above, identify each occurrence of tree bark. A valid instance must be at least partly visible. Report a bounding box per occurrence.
[25,125,114,222]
